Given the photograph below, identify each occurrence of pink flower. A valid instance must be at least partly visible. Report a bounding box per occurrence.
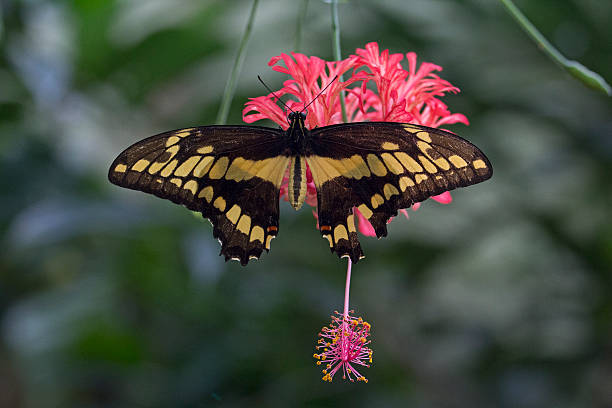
[243,52,359,129]
[242,42,467,237]
[314,310,372,383]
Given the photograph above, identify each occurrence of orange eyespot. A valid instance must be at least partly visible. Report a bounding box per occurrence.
[267,226,278,233]
[321,225,331,232]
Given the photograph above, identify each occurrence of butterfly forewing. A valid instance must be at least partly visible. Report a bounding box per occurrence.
[108,126,290,265]
[306,122,492,262]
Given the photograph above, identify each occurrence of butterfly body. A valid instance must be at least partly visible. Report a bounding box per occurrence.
[109,115,492,265]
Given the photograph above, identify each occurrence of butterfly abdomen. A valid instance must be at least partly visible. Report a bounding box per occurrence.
[288,155,307,210]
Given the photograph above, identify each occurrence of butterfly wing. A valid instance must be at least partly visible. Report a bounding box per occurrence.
[109,126,290,265]
[307,122,493,263]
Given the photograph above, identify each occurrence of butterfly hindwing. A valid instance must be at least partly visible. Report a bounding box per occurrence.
[307,122,493,262]
[108,126,291,265]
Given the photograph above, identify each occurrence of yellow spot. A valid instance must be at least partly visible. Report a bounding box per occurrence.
[148,162,164,174]
[333,225,349,244]
[306,155,372,185]
[381,153,404,175]
[417,141,450,170]
[131,159,149,172]
[415,174,428,184]
[394,152,423,173]
[434,157,451,170]
[416,141,434,155]
[367,154,388,177]
[155,178,163,184]
[165,136,180,147]
[165,144,180,156]
[149,145,180,176]
[240,160,258,180]
[371,194,384,209]
[197,145,213,154]
[160,159,179,177]
[174,129,193,138]
[265,235,275,250]
[416,131,432,143]
[174,155,201,177]
[193,156,214,177]
[382,141,399,150]
[449,155,468,168]
[473,159,487,169]
[244,158,269,180]
[323,234,333,248]
[114,163,127,173]
[418,155,438,173]
[237,214,251,234]
[339,155,371,179]
[183,180,198,195]
[403,125,422,133]
[250,226,264,243]
[383,183,400,199]
[349,155,372,178]
[170,178,182,188]
[253,157,291,187]
[357,204,373,219]
[399,176,414,191]
[310,156,341,179]
[209,157,229,179]
[226,204,241,224]
[225,157,250,181]
[198,186,214,202]
[347,214,356,233]
[213,196,226,212]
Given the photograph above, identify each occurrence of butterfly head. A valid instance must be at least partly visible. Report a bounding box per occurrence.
[287,111,308,146]
[287,111,307,124]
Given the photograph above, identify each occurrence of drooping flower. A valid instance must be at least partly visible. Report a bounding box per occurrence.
[242,42,468,236]
[314,310,372,383]
[312,256,372,383]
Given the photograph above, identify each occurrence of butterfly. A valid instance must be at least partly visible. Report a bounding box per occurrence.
[109,112,492,265]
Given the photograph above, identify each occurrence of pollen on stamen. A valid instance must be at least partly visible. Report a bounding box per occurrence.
[313,310,372,383]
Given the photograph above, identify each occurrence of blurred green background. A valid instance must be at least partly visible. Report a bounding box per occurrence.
[1,0,611,407]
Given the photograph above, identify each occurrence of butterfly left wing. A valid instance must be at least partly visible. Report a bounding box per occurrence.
[109,126,290,265]
[306,122,493,263]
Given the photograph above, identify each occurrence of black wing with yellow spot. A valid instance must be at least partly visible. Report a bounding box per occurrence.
[306,122,493,262]
[108,126,290,265]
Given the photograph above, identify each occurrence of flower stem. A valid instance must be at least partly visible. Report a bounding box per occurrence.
[294,0,309,53]
[216,0,260,125]
[499,0,610,96]
[330,0,349,122]
[343,258,352,319]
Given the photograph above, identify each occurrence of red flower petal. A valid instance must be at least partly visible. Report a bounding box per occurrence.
[242,43,469,237]
[432,191,453,204]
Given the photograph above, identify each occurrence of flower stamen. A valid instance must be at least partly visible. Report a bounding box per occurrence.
[314,310,372,382]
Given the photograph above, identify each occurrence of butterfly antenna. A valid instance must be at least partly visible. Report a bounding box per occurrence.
[257,75,295,114]
[301,75,339,113]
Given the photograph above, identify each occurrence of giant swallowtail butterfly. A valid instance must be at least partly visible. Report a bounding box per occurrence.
[109,112,492,265]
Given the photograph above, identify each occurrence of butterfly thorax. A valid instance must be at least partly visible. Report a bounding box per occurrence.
[286,112,309,210]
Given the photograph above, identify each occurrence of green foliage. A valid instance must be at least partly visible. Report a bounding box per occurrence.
[1,1,611,407]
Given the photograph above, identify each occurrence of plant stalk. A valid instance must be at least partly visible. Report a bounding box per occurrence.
[216,0,260,124]
[499,0,610,96]
[331,0,349,122]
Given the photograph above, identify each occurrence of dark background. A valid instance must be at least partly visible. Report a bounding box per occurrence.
[1,0,611,407]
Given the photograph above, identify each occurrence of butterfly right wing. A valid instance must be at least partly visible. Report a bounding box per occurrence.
[307,122,492,263]
[109,126,291,265]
